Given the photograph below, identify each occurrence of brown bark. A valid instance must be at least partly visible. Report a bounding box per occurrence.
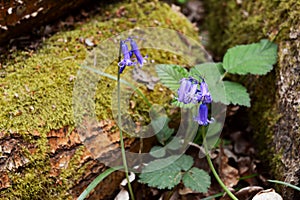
[204,0,300,199]
[0,125,137,199]
[0,0,95,45]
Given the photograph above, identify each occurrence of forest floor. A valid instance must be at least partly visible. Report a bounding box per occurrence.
[0,1,280,199]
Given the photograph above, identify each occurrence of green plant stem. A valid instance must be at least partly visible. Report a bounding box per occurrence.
[118,49,135,200]
[268,179,300,192]
[77,166,123,200]
[219,71,228,82]
[201,127,238,200]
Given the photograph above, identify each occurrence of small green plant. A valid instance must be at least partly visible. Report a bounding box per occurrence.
[78,39,277,199]
[139,154,210,192]
[139,121,211,193]
[138,39,278,199]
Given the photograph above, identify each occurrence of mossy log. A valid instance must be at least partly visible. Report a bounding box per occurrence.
[0,1,200,199]
[204,0,300,199]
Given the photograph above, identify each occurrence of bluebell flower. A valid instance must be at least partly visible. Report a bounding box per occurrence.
[129,38,146,67]
[118,40,135,73]
[184,82,199,104]
[194,103,211,125]
[194,89,203,103]
[178,78,192,103]
[177,77,202,104]
[176,76,213,126]
[200,81,212,104]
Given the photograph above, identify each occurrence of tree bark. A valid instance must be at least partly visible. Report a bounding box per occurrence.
[0,0,96,45]
[204,0,300,199]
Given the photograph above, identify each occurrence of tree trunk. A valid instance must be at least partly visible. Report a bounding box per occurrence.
[204,0,300,199]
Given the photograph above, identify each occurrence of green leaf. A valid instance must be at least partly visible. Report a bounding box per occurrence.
[149,146,166,158]
[224,81,250,107]
[214,62,226,75]
[156,64,188,91]
[166,137,181,150]
[183,167,211,193]
[190,63,228,104]
[139,168,182,189]
[142,155,193,173]
[223,39,278,75]
[151,116,174,145]
[139,155,194,190]
[173,154,193,171]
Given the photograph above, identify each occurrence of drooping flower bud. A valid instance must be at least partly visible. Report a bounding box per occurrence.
[194,103,210,125]
[129,38,146,67]
[118,40,135,73]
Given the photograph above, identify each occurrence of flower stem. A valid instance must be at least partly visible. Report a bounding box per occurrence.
[201,127,238,200]
[118,42,135,200]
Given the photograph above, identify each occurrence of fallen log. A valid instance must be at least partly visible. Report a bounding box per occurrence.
[0,1,201,199]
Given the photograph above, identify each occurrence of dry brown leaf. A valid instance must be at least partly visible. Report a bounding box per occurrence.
[231,131,254,155]
[178,187,194,195]
[219,154,240,188]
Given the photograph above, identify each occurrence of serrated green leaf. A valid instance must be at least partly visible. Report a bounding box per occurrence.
[183,167,211,193]
[190,63,228,104]
[141,156,180,172]
[223,39,278,75]
[139,155,194,190]
[149,146,166,158]
[151,116,174,145]
[156,64,188,91]
[224,81,250,107]
[139,169,182,189]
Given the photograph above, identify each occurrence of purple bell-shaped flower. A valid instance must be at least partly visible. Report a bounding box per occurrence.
[118,40,135,73]
[200,81,212,104]
[194,103,211,125]
[129,38,146,67]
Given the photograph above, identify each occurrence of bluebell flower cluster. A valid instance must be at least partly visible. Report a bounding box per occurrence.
[177,77,212,125]
[118,37,146,74]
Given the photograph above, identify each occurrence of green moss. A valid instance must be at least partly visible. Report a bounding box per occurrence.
[60,146,87,189]
[0,0,200,198]
[204,0,299,56]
